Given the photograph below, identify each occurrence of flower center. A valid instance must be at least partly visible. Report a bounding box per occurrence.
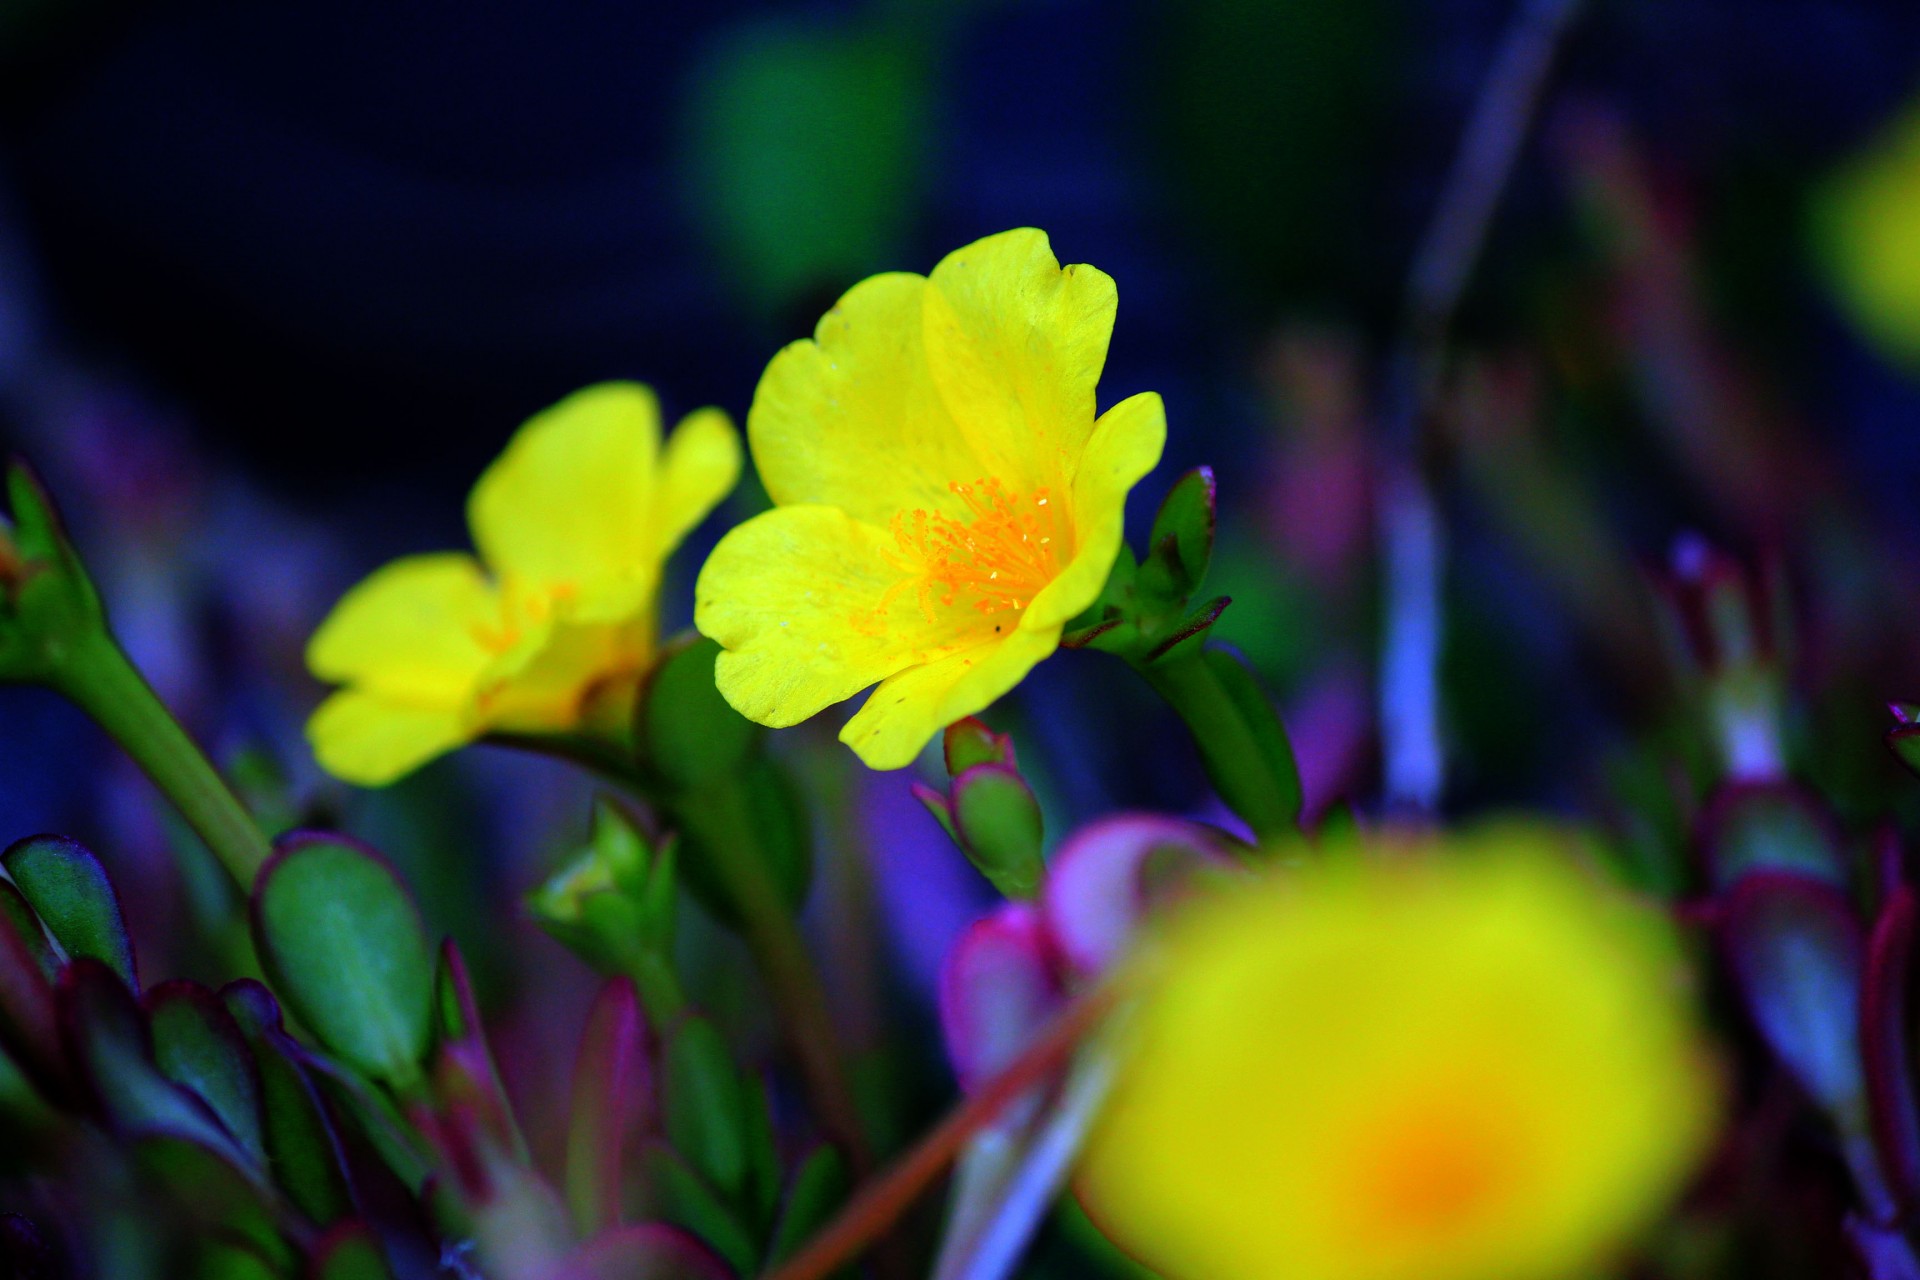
[1351,1101,1521,1247]
[887,478,1063,621]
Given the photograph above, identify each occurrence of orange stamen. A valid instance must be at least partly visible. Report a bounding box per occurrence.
[881,479,1064,623]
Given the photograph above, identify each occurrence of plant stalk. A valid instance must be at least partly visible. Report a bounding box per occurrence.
[761,982,1118,1280]
[56,629,271,888]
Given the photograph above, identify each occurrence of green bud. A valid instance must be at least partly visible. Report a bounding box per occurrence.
[527,802,677,974]
[950,763,1045,899]
[0,463,108,686]
[943,717,1015,776]
[1137,466,1216,607]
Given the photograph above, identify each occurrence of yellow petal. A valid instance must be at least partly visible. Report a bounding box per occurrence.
[923,228,1117,494]
[698,504,988,728]
[477,618,651,735]
[838,625,1057,769]
[468,382,662,616]
[306,553,498,702]
[651,407,743,554]
[306,689,474,787]
[1025,391,1167,632]
[749,272,990,525]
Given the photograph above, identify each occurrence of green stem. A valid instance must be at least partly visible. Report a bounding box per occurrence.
[55,629,272,889]
[1135,648,1299,841]
[672,775,874,1178]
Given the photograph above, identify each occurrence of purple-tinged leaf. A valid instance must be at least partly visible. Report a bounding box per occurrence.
[432,942,528,1166]
[939,904,1063,1115]
[1848,1213,1920,1280]
[0,879,65,1103]
[58,960,248,1168]
[566,978,651,1237]
[1719,872,1882,1202]
[311,1220,396,1280]
[221,979,353,1226]
[1864,883,1920,1221]
[561,1222,736,1280]
[0,882,54,981]
[1699,781,1848,893]
[1041,815,1236,981]
[2,834,135,987]
[145,980,266,1167]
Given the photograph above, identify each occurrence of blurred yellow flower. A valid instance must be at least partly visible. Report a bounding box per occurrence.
[694,228,1165,769]
[1819,98,1920,370]
[307,383,740,785]
[1077,825,1718,1280]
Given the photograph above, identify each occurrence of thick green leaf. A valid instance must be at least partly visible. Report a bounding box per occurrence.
[250,835,433,1089]
[0,877,64,1102]
[135,1134,286,1268]
[3,834,135,986]
[672,755,813,925]
[145,981,266,1165]
[663,1016,747,1200]
[59,961,247,1167]
[0,880,56,979]
[638,637,759,791]
[222,980,352,1225]
[643,1142,757,1277]
[1203,645,1304,829]
[766,1146,848,1270]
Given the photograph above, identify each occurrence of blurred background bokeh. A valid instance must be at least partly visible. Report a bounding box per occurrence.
[4,4,1920,1269]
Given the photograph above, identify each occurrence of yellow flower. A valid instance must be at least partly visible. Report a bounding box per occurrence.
[694,228,1165,769]
[306,383,740,786]
[1818,98,1920,369]
[1077,824,1718,1280]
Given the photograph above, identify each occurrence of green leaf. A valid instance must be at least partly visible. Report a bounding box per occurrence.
[638,637,760,791]
[59,960,249,1166]
[222,980,352,1225]
[0,879,56,979]
[250,834,434,1090]
[311,1222,396,1280]
[1202,646,1304,829]
[644,1142,758,1278]
[664,1016,747,1200]
[145,981,266,1166]
[672,756,813,924]
[0,897,67,1104]
[2,834,135,985]
[765,1145,847,1270]
[135,1134,286,1269]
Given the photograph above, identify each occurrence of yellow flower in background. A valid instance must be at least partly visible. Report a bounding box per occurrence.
[307,383,740,785]
[1076,825,1718,1280]
[695,228,1165,769]
[1819,98,1920,370]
